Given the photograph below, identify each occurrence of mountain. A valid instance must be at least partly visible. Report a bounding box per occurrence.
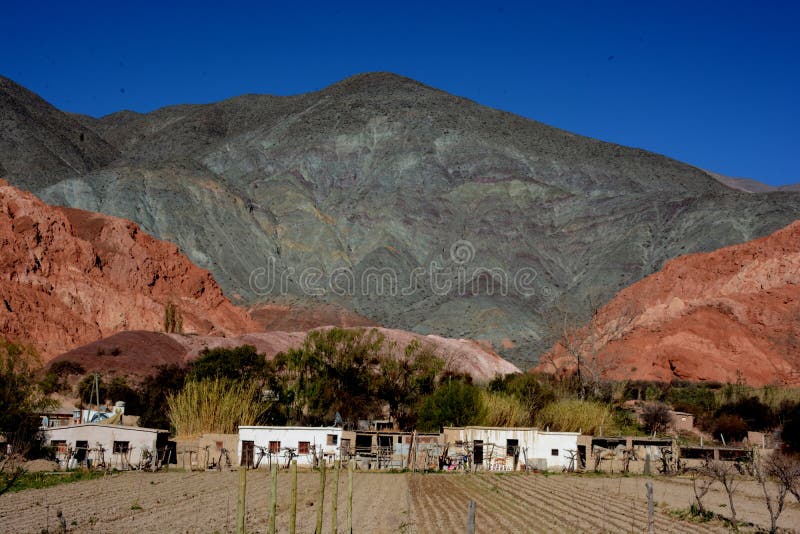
[536,221,800,385]
[0,181,255,359]
[708,171,800,193]
[49,327,520,383]
[3,72,800,368]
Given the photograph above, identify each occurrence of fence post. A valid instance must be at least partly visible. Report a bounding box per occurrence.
[347,459,354,534]
[236,466,247,534]
[466,500,476,534]
[645,481,654,534]
[332,459,340,533]
[316,458,326,534]
[290,459,298,534]
[269,462,277,534]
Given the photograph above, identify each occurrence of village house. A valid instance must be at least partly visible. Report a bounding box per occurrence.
[44,423,171,469]
[238,426,346,467]
[443,426,580,471]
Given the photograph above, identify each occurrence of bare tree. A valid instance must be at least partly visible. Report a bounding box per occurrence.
[753,452,792,534]
[641,403,672,434]
[690,462,715,515]
[543,301,637,398]
[706,459,740,527]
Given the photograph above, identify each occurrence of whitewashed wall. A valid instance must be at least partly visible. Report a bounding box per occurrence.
[44,424,163,467]
[238,426,343,466]
[530,431,580,470]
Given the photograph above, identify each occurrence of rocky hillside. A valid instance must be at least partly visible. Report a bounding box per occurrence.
[3,73,800,367]
[49,327,520,383]
[0,181,256,359]
[537,221,800,385]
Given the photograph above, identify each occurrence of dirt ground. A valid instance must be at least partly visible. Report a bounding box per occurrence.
[1,469,798,533]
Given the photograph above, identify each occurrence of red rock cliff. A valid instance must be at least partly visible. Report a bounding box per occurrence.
[0,181,256,359]
[537,221,800,385]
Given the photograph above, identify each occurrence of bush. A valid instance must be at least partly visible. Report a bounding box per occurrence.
[535,399,614,434]
[137,365,187,431]
[38,360,85,395]
[641,402,672,434]
[715,397,776,431]
[487,373,555,419]
[416,380,482,432]
[666,385,716,417]
[189,345,267,382]
[781,403,800,453]
[712,414,748,442]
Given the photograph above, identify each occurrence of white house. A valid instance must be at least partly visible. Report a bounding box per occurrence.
[442,426,579,471]
[44,423,170,469]
[238,426,345,467]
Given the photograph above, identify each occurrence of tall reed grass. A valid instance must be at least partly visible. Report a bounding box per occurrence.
[476,390,532,427]
[535,399,614,434]
[168,379,265,437]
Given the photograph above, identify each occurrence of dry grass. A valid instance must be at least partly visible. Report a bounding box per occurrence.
[535,399,614,434]
[167,379,265,438]
[476,390,531,427]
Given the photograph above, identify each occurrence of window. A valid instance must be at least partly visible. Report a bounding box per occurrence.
[113,441,130,454]
[269,441,281,453]
[327,434,338,446]
[551,449,559,457]
[298,441,310,454]
[215,441,224,451]
[340,439,351,454]
[51,440,67,453]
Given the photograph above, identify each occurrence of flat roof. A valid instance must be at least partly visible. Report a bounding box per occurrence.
[46,423,168,434]
[238,426,342,431]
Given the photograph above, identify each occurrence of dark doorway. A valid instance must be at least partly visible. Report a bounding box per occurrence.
[474,440,484,465]
[506,439,519,470]
[578,445,587,469]
[241,440,254,467]
[75,440,88,463]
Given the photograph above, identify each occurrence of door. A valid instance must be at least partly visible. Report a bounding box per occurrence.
[506,439,519,470]
[241,440,254,467]
[474,440,484,465]
[75,440,88,463]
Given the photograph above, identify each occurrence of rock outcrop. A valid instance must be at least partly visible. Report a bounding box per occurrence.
[50,327,521,383]
[537,221,800,385]
[0,181,256,359]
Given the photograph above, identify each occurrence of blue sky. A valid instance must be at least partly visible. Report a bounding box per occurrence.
[2,1,798,185]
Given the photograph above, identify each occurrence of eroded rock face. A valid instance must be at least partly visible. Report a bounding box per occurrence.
[49,327,520,383]
[0,181,256,359]
[537,221,800,385]
[4,73,800,368]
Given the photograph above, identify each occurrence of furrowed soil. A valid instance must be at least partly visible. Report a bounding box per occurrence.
[2,470,798,533]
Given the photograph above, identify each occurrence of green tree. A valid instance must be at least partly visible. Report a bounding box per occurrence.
[416,380,482,432]
[188,345,267,382]
[375,340,444,429]
[137,365,188,431]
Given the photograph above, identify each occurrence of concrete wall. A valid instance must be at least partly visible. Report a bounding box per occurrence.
[530,431,580,470]
[238,426,344,467]
[45,424,165,468]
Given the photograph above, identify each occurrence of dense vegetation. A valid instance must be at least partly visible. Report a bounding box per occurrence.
[5,329,800,453]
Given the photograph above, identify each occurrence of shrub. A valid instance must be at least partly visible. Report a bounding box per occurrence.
[716,397,776,431]
[487,373,555,418]
[666,385,716,417]
[137,365,187,431]
[712,414,748,442]
[641,402,672,434]
[189,345,267,382]
[781,403,800,453]
[535,399,614,434]
[416,380,481,432]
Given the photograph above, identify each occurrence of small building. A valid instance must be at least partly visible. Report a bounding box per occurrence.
[669,411,695,433]
[443,426,579,471]
[44,423,171,469]
[238,426,346,467]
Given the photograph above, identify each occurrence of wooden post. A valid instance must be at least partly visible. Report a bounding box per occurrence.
[316,459,326,534]
[466,499,476,534]
[289,459,297,534]
[236,467,247,534]
[645,481,654,534]
[332,459,340,534]
[644,450,651,476]
[269,462,278,534]
[347,459,354,534]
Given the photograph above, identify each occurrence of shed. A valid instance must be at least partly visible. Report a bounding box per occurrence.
[44,423,170,469]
